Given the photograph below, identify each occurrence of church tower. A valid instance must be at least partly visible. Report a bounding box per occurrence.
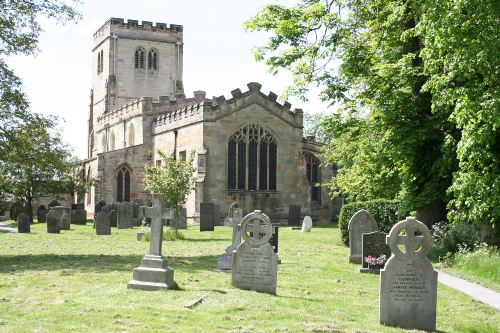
[87,18,184,158]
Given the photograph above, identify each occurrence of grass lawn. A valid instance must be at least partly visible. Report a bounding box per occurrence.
[0,222,498,333]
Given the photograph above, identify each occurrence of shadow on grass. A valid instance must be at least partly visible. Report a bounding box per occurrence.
[0,254,219,273]
[181,238,228,242]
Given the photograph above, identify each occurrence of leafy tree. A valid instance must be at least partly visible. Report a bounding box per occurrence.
[144,150,197,230]
[0,118,77,222]
[303,111,329,143]
[246,0,499,229]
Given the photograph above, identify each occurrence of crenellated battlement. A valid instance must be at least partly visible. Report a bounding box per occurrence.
[94,18,183,38]
[96,98,145,125]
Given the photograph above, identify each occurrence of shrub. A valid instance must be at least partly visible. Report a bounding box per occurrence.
[429,221,481,261]
[451,243,500,286]
[143,227,185,242]
[338,199,407,245]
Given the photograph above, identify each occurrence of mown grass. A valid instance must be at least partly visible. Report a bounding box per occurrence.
[435,244,500,292]
[0,221,498,333]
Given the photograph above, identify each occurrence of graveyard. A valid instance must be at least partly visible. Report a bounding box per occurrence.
[0,220,498,333]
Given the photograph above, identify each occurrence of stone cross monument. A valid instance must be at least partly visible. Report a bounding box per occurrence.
[380,217,437,331]
[217,206,243,270]
[128,196,176,291]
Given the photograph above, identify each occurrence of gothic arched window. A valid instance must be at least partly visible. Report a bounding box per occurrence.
[148,49,158,69]
[128,123,135,146]
[228,124,277,191]
[305,152,321,202]
[134,48,145,69]
[117,166,131,202]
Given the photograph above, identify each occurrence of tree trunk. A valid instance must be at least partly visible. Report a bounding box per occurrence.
[416,198,447,229]
[26,198,34,224]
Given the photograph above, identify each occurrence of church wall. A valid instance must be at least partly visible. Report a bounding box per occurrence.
[97,114,144,153]
[203,102,306,222]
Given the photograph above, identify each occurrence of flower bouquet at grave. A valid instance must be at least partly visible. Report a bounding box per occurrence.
[364,254,387,268]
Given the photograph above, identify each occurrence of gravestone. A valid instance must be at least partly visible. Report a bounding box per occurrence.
[360,231,390,274]
[380,217,437,331]
[52,206,71,230]
[301,216,312,232]
[46,210,60,234]
[214,204,221,226]
[48,200,60,209]
[200,203,214,231]
[95,201,106,214]
[95,212,111,235]
[269,224,279,254]
[117,202,134,229]
[348,209,378,264]
[71,209,87,225]
[232,210,278,294]
[108,207,118,227]
[128,196,176,291]
[37,205,48,223]
[17,213,30,233]
[288,205,301,226]
[217,207,243,270]
[170,207,187,229]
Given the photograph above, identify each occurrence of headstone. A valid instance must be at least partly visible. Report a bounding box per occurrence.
[46,210,60,234]
[232,210,278,294]
[348,209,378,264]
[48,200,60,209]
[170,207,187,229]
[37,205,48,223]
[128,196,176,291]
[200,203,214,231]
[51,206,71,230]
[269,224,279,254]
[288,205,301,226]
[17,213,30,233]
[107,207,118,227]
[214,204,221,226]
[95,212,111,235]
[301,216,312,232]
[71,209,87,225]
[380,217,437,331]
[117,202,134,229]
[95,201,106,214]
[360,231,390,274]
[217,208,243,270]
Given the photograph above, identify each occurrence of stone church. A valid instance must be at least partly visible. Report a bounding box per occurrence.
[83,18,339,223]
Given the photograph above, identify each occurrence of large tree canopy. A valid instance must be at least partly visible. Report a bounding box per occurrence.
[246,0,499,228]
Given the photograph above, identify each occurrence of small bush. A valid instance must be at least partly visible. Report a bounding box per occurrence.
[428,221,481,261]
[143,227,185,242]
[338,199,407,245]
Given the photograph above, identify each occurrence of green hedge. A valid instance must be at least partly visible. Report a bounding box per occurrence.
[339,199,407,245]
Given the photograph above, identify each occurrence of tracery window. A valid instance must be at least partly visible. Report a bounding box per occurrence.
[148,49,158,69]
[305,152,321,202]
[228,124,277,191]
[117,166,131,202]
[134,48,145,69]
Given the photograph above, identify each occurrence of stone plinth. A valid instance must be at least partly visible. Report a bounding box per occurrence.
[127,255,175,291]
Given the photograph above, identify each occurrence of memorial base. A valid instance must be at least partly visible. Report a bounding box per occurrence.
[359,267,381,274]
[127,255,175,291]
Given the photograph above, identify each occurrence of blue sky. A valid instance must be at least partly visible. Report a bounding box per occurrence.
[7,0,329,158]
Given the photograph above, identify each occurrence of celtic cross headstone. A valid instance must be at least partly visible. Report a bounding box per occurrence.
[128,196,176,291]
[380,217,437,331]
[232,210,277,294]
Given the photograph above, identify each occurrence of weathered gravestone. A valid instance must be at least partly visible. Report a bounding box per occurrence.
[71,209,87,225]
[170,207,187,229]
[128,197,176,291]
[48,200,60,209]
[217,207,243,270]
[348,209,378,264]
[214,204,221,226]
[117,202,134,229]
[200,203,214,231]
[17,213,30,233]
[360,231,390,274]
[46,210,60,234]
[95,201,106,214]
[95,212,111,235]
[380,217,437,331]
[269,225,279,254]
[288,205,301,226]
[51,206,71,230]
[37,205,48,223]
[301,216,312,233]
[103,202,118,227]
[232,210,278,294]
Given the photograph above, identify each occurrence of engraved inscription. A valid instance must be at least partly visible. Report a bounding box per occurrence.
[235,248,274,288]
[389,270,428,303]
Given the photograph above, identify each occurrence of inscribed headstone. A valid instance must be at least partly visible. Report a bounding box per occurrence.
[117,202,134,229]
[380,217,437,331]
[46,210,60,234]
[95,201,106,214]
[95,212,111,235]
[71,209,87,225]
[360,231,390,274]
[200,203,214,231]
[288,205,301,226]
[232,210,277,294]
[37,205,48,223]
[17,213,30,233]
[59,212,71,230]
[128,196,176,290]
[348,209,377,264]
[301,216,312,232]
